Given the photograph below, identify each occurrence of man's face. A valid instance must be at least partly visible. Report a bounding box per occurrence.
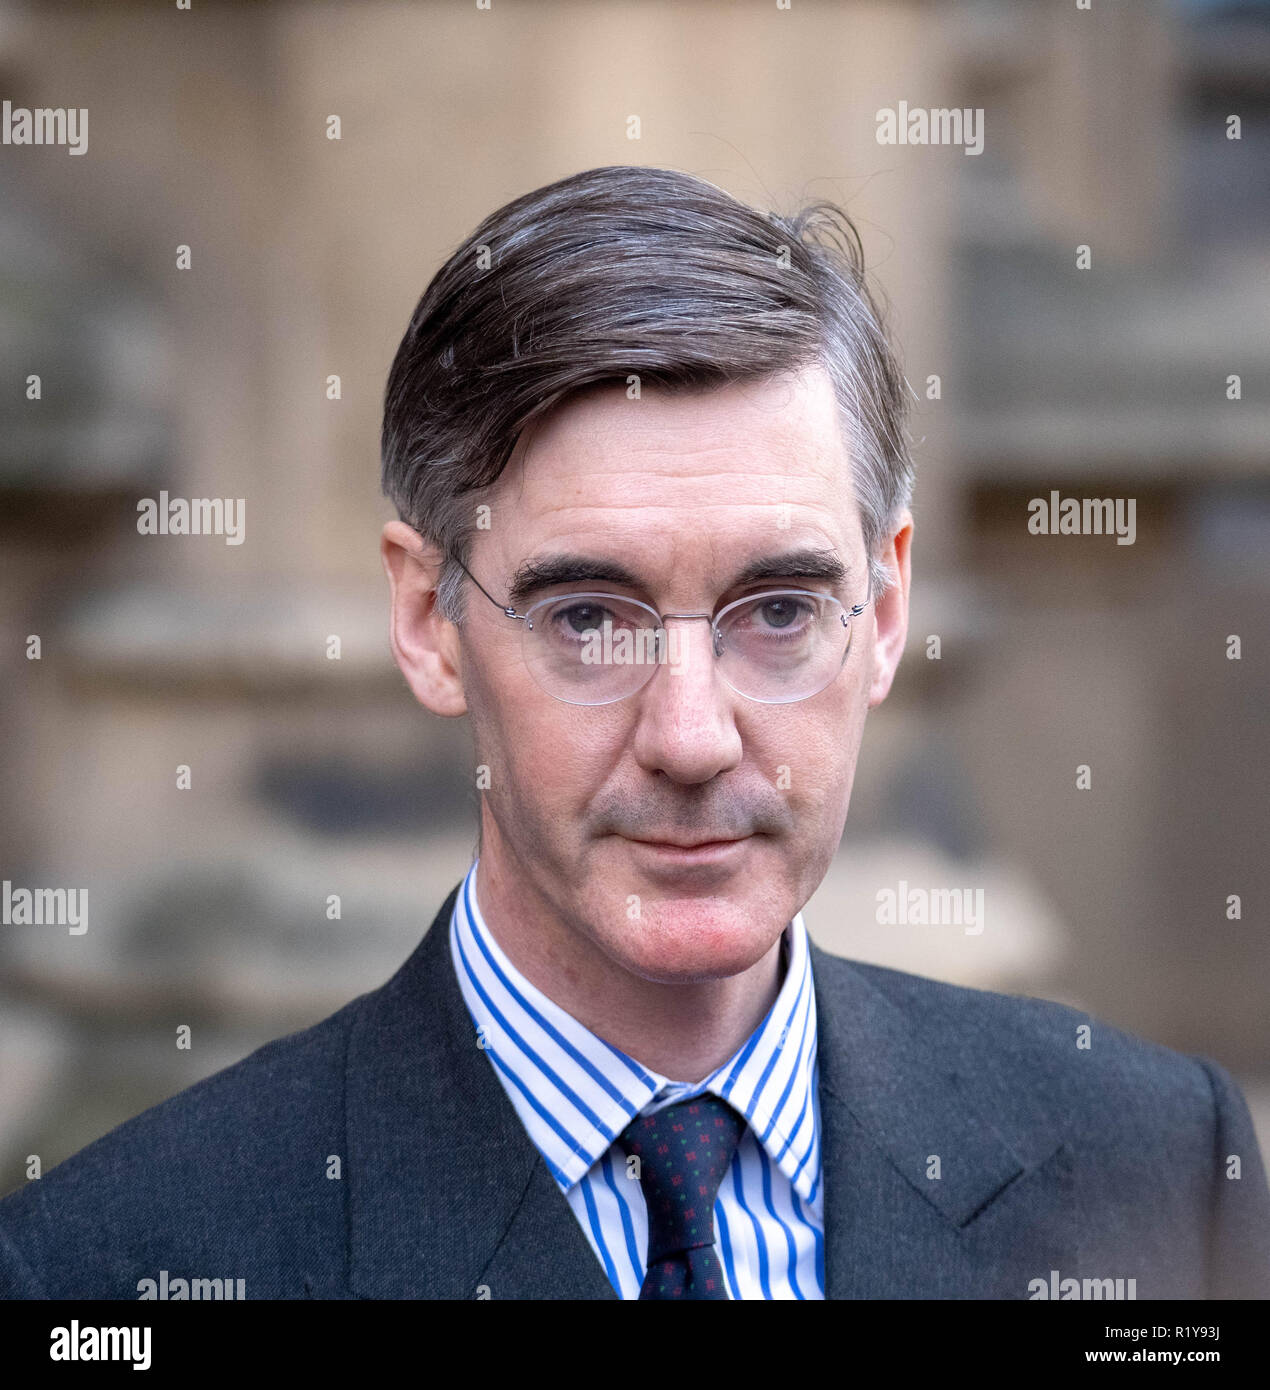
[416,363,908,985]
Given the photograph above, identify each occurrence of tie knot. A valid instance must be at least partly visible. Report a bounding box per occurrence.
[617,1094,745,1265]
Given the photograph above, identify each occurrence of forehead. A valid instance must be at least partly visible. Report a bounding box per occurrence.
[483,363,859,559]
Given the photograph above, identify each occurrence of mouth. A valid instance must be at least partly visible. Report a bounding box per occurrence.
[620,835,753,867]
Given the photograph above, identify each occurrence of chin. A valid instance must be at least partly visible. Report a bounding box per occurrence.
[607,896,783,985]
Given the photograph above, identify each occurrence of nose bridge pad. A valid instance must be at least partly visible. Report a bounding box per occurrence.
[713,625,725,660]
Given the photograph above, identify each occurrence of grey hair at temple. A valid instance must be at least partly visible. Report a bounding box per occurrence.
[380,165,915,623]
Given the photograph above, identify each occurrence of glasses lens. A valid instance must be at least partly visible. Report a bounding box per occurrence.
[716,591,852,703]
[522,594,668,705]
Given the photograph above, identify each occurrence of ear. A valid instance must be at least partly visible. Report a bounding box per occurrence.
[868,508,913,709]
[381,520,468,717]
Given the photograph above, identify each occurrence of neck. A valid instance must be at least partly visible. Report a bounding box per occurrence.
[472,844,785,1084]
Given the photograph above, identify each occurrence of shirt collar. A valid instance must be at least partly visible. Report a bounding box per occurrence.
[449,859,821,1204]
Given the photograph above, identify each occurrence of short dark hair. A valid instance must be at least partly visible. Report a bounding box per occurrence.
[381,165,913,620]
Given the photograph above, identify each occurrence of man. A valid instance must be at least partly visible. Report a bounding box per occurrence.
[2,166,1267,1300]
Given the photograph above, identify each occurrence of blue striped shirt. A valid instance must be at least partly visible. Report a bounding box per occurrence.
[449,859,825,1299]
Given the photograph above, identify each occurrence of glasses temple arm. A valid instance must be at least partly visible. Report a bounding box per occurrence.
[451,554,523,620]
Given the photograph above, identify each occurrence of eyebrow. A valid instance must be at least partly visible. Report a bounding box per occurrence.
[504,546,851,609]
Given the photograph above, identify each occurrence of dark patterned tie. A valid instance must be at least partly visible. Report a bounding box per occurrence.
[616,1093,746,1300]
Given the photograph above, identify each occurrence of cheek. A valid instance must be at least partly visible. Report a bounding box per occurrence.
[783,739,856,826]
[761,689,863,808]
[468,664,617,821]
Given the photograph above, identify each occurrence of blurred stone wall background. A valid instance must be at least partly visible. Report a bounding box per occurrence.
[2,0,1268,1188]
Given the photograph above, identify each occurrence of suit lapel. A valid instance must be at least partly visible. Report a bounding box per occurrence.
[345,883,615,1299]
[344,888,1073,1299]
[811,941,1076,1297]
[475,1160,620,1299]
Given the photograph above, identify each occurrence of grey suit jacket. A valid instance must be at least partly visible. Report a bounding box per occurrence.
[1,882,1267,1298]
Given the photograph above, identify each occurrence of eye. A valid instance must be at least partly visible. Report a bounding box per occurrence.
[740,595,816,635]
[754,597,808,631]
[556,602,611,636]
[720,593,821,653]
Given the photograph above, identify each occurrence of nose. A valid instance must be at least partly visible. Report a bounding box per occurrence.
[628,616,743,785]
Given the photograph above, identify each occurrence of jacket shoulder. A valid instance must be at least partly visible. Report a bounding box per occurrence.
[0,994,362,1298]
[813,947,1270,1297]
[813,946,1220,1135]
